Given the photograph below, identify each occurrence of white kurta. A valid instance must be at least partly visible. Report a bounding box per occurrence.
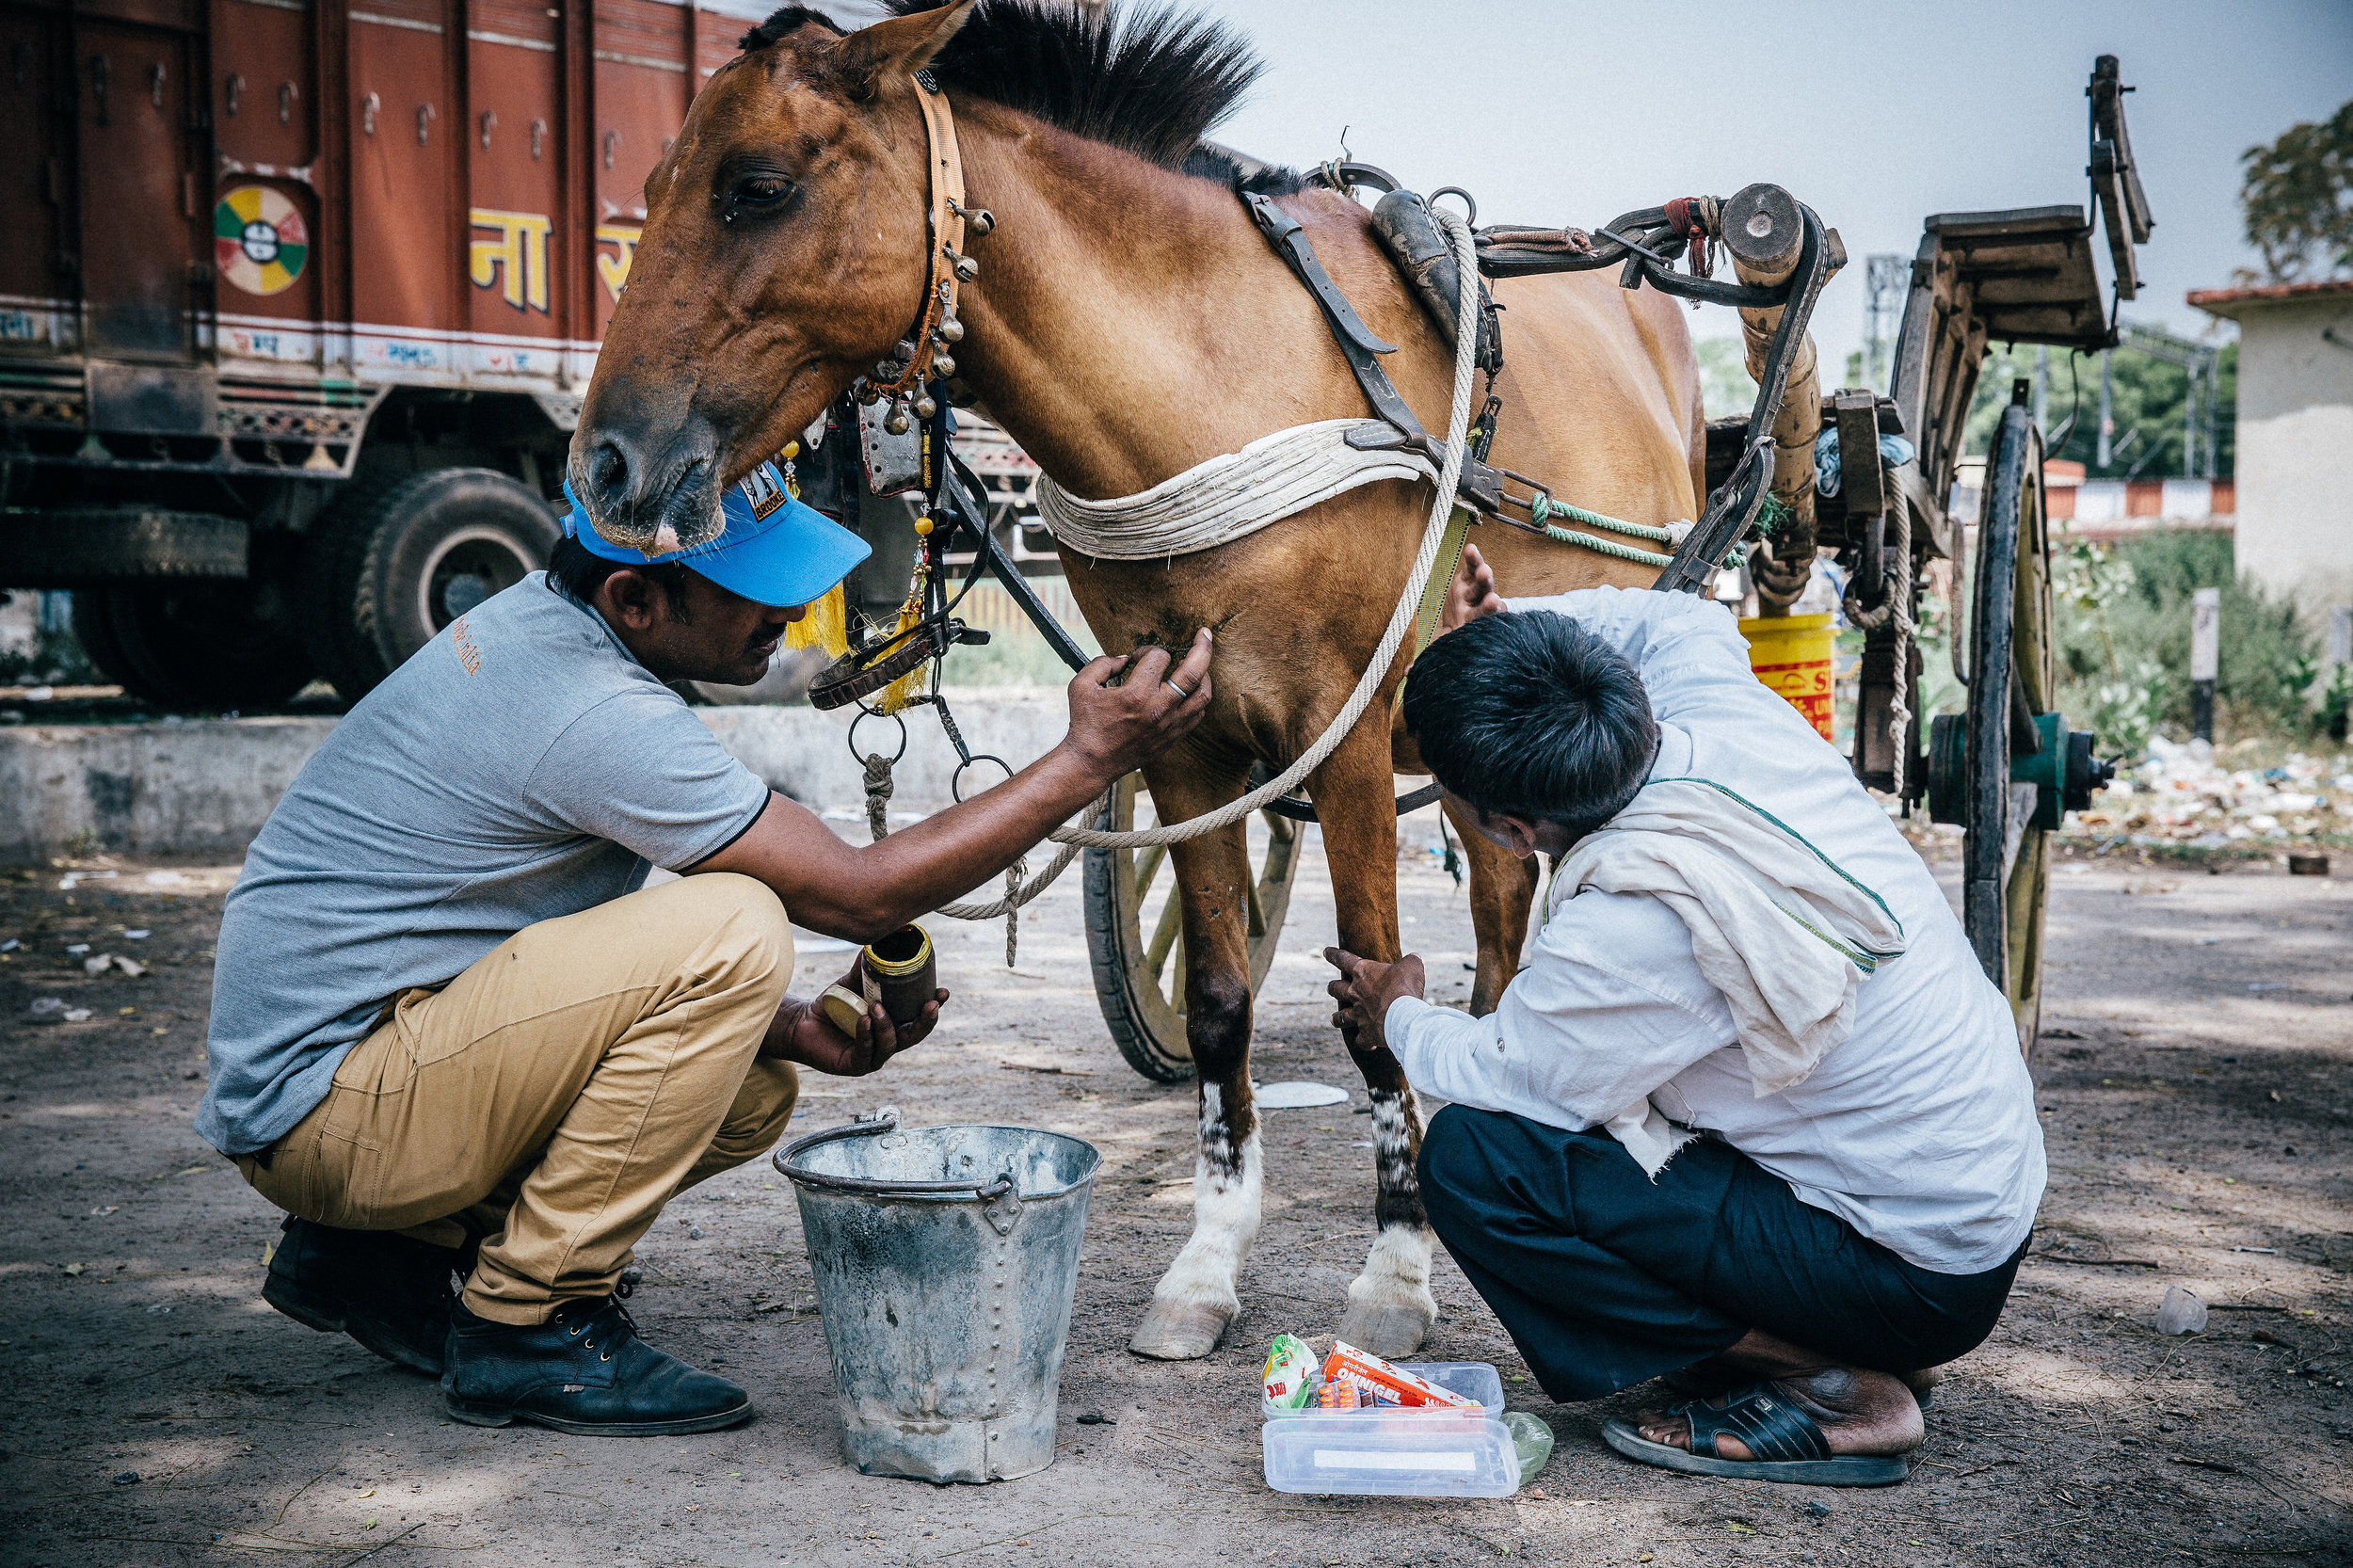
[1386,587,2046,1274]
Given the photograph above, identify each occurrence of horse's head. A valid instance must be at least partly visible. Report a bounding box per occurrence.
[569,2,975,551]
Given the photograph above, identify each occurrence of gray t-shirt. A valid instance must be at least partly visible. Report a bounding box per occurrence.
[197,573,772,1155]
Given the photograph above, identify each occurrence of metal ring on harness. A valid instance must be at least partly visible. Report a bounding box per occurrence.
[1429,185,1478,227]
[950,752,1014,803]
[847,708,908,766]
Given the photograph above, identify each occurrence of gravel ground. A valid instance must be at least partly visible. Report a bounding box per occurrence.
[1,817,2347,1567]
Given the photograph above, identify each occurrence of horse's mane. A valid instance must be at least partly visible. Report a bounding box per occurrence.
[741,1,1301,191]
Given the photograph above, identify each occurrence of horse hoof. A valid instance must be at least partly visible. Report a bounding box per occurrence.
[1129,1298,1231,1361]
[1336,1298,1433,1359]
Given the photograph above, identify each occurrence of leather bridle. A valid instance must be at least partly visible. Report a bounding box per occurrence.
[861,68,988,424]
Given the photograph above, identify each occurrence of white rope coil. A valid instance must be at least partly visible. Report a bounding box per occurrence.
[1041,207,1482,852]
[1035,420,1437,560]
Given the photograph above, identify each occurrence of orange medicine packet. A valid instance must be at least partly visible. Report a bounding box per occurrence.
[1320,1340,1480,1409]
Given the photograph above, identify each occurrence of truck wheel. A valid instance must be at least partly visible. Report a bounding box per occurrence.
[74,581,315,711]
[306,468,559,700]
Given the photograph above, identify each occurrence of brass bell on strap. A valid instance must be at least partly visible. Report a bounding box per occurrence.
[931,351,955,377]
[884,402,912,436]
[948,250,980,283]
[948,198,993,236]
[912,393,938,419]
[936,316,965,344]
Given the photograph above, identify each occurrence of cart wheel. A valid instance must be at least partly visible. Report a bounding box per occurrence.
[1942,402,2057,1055]
[1082,773,1304,1082]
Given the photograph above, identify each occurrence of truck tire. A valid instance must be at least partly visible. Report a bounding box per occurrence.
[304,468,560,700]
[73,581,315,711]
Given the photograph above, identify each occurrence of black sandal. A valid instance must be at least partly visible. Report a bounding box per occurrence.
[1603,1383,1912,1487]
[1665,1361,1937,1413]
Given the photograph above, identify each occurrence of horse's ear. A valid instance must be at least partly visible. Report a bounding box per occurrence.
[822,0,976,103]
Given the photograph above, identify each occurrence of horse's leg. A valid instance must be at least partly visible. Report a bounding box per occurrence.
[1447,797,1542,1017]
[1129,765,1262,1362]
[1319,723,1440,1357]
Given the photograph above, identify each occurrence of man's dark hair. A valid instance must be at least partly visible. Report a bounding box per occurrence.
[546,534,696,619]
[1402,610,1658,838]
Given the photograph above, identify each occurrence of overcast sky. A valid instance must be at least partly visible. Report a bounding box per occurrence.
[1187,0,2353,380]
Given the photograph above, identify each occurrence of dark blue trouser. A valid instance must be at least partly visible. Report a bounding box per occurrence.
[1417,1106,2026,1403]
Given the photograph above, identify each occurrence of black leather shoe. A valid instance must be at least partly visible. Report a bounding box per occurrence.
[262,1216,458,1374]
[441,1288,752,1436]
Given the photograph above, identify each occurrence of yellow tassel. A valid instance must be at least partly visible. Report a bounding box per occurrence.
[784,583,849,659]
[874,599,929,715]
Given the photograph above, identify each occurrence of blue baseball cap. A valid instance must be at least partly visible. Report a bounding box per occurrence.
[561,460,871,609]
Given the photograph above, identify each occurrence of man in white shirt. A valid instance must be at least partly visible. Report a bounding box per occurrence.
[1326,548,2043,1486]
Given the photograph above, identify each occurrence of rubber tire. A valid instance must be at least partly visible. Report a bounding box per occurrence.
[1081,773,1304,1084]
[1962,405,2054,1058]
[74,580,315,711]
[69,587,140,695]
[304,468,559,701]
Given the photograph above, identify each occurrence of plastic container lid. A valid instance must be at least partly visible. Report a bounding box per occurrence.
[1261,1359,1503,1420]
[1261,1413,1519,1498]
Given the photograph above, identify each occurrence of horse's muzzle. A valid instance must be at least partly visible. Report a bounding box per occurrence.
[568,411,725,553]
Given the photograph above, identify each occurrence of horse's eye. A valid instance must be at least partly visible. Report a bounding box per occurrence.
[729,175,793,212]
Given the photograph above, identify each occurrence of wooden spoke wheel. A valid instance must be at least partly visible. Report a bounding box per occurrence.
[1082,772,1305,1082]
[1929,402,2056,1055]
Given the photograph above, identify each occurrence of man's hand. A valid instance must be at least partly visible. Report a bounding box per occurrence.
[1060,628,1213,780]
[1324,947,1427,1055]
[1439,543,1502,634]
[762,962,948,1077]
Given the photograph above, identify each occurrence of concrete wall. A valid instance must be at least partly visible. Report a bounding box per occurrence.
[2221,296,2353,620]
[0,693,1068,863]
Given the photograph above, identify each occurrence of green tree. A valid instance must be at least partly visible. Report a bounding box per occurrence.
[2053,533,2316,753]
[2239,100,2353,283]
[1960,341,2235,479]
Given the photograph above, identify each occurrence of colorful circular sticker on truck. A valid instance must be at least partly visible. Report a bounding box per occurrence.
[214,185,309,296]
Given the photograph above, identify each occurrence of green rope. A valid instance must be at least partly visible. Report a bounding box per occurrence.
[1529,493,1676,543]
[1543,524,1674,568]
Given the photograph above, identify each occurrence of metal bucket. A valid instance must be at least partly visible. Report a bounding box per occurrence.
[774,1108,1100,1483]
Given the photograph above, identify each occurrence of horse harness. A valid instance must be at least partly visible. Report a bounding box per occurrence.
[801,72,1843,845]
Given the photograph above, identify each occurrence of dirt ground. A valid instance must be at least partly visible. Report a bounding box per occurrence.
[2,813,2348,1568]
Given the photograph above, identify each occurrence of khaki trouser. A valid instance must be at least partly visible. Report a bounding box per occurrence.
[238,872,798,1325]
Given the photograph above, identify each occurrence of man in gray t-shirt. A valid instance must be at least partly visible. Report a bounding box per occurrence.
[208,461,1212,1437]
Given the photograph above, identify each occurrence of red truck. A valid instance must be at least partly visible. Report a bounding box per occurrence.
[0,0,791,707]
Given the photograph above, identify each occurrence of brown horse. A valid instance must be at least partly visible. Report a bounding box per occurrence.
[572,0,1703,1360]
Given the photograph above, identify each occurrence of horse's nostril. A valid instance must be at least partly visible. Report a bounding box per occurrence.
[586,439,632,506]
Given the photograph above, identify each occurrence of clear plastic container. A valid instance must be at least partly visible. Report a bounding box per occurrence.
[1262,1413,1520,1497]
[1260,1359,1503,1420]
[1259,1360,1518,1497]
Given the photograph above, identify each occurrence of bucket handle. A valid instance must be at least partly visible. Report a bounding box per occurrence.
[774,1107,1024,1233]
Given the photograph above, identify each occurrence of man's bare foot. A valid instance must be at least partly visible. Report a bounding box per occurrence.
[1635,1366,1925,1461]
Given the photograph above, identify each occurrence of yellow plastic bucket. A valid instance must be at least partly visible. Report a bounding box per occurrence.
[1738,613,1835,742]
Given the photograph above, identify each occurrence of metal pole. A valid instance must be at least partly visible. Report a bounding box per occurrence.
[2096,348,2113,467]
[2184,360,2199,479]
[2190,586,2219,744]
[2193,353,2212,480]
[2033,345,2049,437]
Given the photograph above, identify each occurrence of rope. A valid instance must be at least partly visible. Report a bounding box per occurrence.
[862,752,894,841]
[1543,525,1674,568]
[1043,207,1483,852]
[1841,500,1915,800]
[1529,493,1685,546]
[1034,419,1437,560]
